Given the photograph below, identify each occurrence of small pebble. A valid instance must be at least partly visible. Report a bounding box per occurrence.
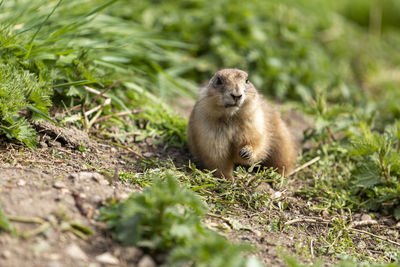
[361,214,372,221]
[254,230,262,237]
[125,136,134,143]
[69,172,104,183]
[39,141,48,149]
[322,210,330,217]
[99,179,110,186]
[46,262,61,267]
[255,182,272,194]
[50,141,62,148]
[53,181,66,189]
[92,195,105,202]
[115,192,130,201]
[1,250,11,259]
[60,188,69,194]
[65,244,87,261]
[95,252,119,265]
[90,173,105,183]
[17,179,26,186]
[357,240,366,249]
[120,247,143,262]
[272,191,282,199]
[138,255,156,267]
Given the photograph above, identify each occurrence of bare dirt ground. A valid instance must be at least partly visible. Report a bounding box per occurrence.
[0,114,399,267]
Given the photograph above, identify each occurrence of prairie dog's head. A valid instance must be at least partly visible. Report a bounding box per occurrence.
[200,69,257,115]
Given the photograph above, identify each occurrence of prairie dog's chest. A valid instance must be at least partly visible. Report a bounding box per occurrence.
[206,108,265,143]
[208,119,237,142]
[233,108,265,142]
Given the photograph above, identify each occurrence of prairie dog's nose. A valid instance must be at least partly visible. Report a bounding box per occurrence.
[230,93,242,102]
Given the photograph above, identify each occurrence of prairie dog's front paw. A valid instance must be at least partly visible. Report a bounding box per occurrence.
[239,146,252,160]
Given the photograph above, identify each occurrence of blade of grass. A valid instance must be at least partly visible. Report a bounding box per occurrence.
[27,106,61,127]
[25,0,63,59]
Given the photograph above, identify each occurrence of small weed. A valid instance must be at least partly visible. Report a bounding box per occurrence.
[267,218,282,233]
[118,170,152,187]
[319,218,355,256]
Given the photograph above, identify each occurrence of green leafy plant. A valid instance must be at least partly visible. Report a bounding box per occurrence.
[100,173,206,249]
[100,173,261,266]
[350,122,400,217]
[0,64,52,148]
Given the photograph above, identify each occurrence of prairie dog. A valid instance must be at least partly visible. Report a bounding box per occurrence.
[187,68,297,179]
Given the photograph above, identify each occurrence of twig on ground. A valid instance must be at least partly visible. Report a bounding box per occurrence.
[21,222,51,239]
[349,220,378,228]
[349,228,400,246]
[7,215,45,224]
[52,132,62,143]
[84,86,111,117]
[310,238,315,258]
[328,229,344,251]
[288,156,320,176]
[67,79,119,113]
[286,216,400,247]
[53,147,73,155]
[68,104,81,112]
[7,215,51,238]
[100,131,141,138]
[284,217,330,225]
[89,78,121,106]
[111,142,141,157]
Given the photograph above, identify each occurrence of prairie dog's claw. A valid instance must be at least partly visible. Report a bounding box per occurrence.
[239,146,252,160]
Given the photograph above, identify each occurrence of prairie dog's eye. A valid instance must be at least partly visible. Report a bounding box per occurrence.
[215,77,223,85]
[245,78,249,84]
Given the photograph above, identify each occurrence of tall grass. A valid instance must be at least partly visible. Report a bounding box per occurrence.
[0,0,196,147]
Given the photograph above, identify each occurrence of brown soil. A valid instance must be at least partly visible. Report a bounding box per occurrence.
[0,112,399,267]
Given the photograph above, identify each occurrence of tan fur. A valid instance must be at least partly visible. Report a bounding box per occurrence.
[188,69,297,179]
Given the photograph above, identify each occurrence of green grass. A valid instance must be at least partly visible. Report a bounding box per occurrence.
[119,159,284,212]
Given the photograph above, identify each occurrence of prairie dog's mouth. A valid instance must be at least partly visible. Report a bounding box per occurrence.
[224,103,239,108]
